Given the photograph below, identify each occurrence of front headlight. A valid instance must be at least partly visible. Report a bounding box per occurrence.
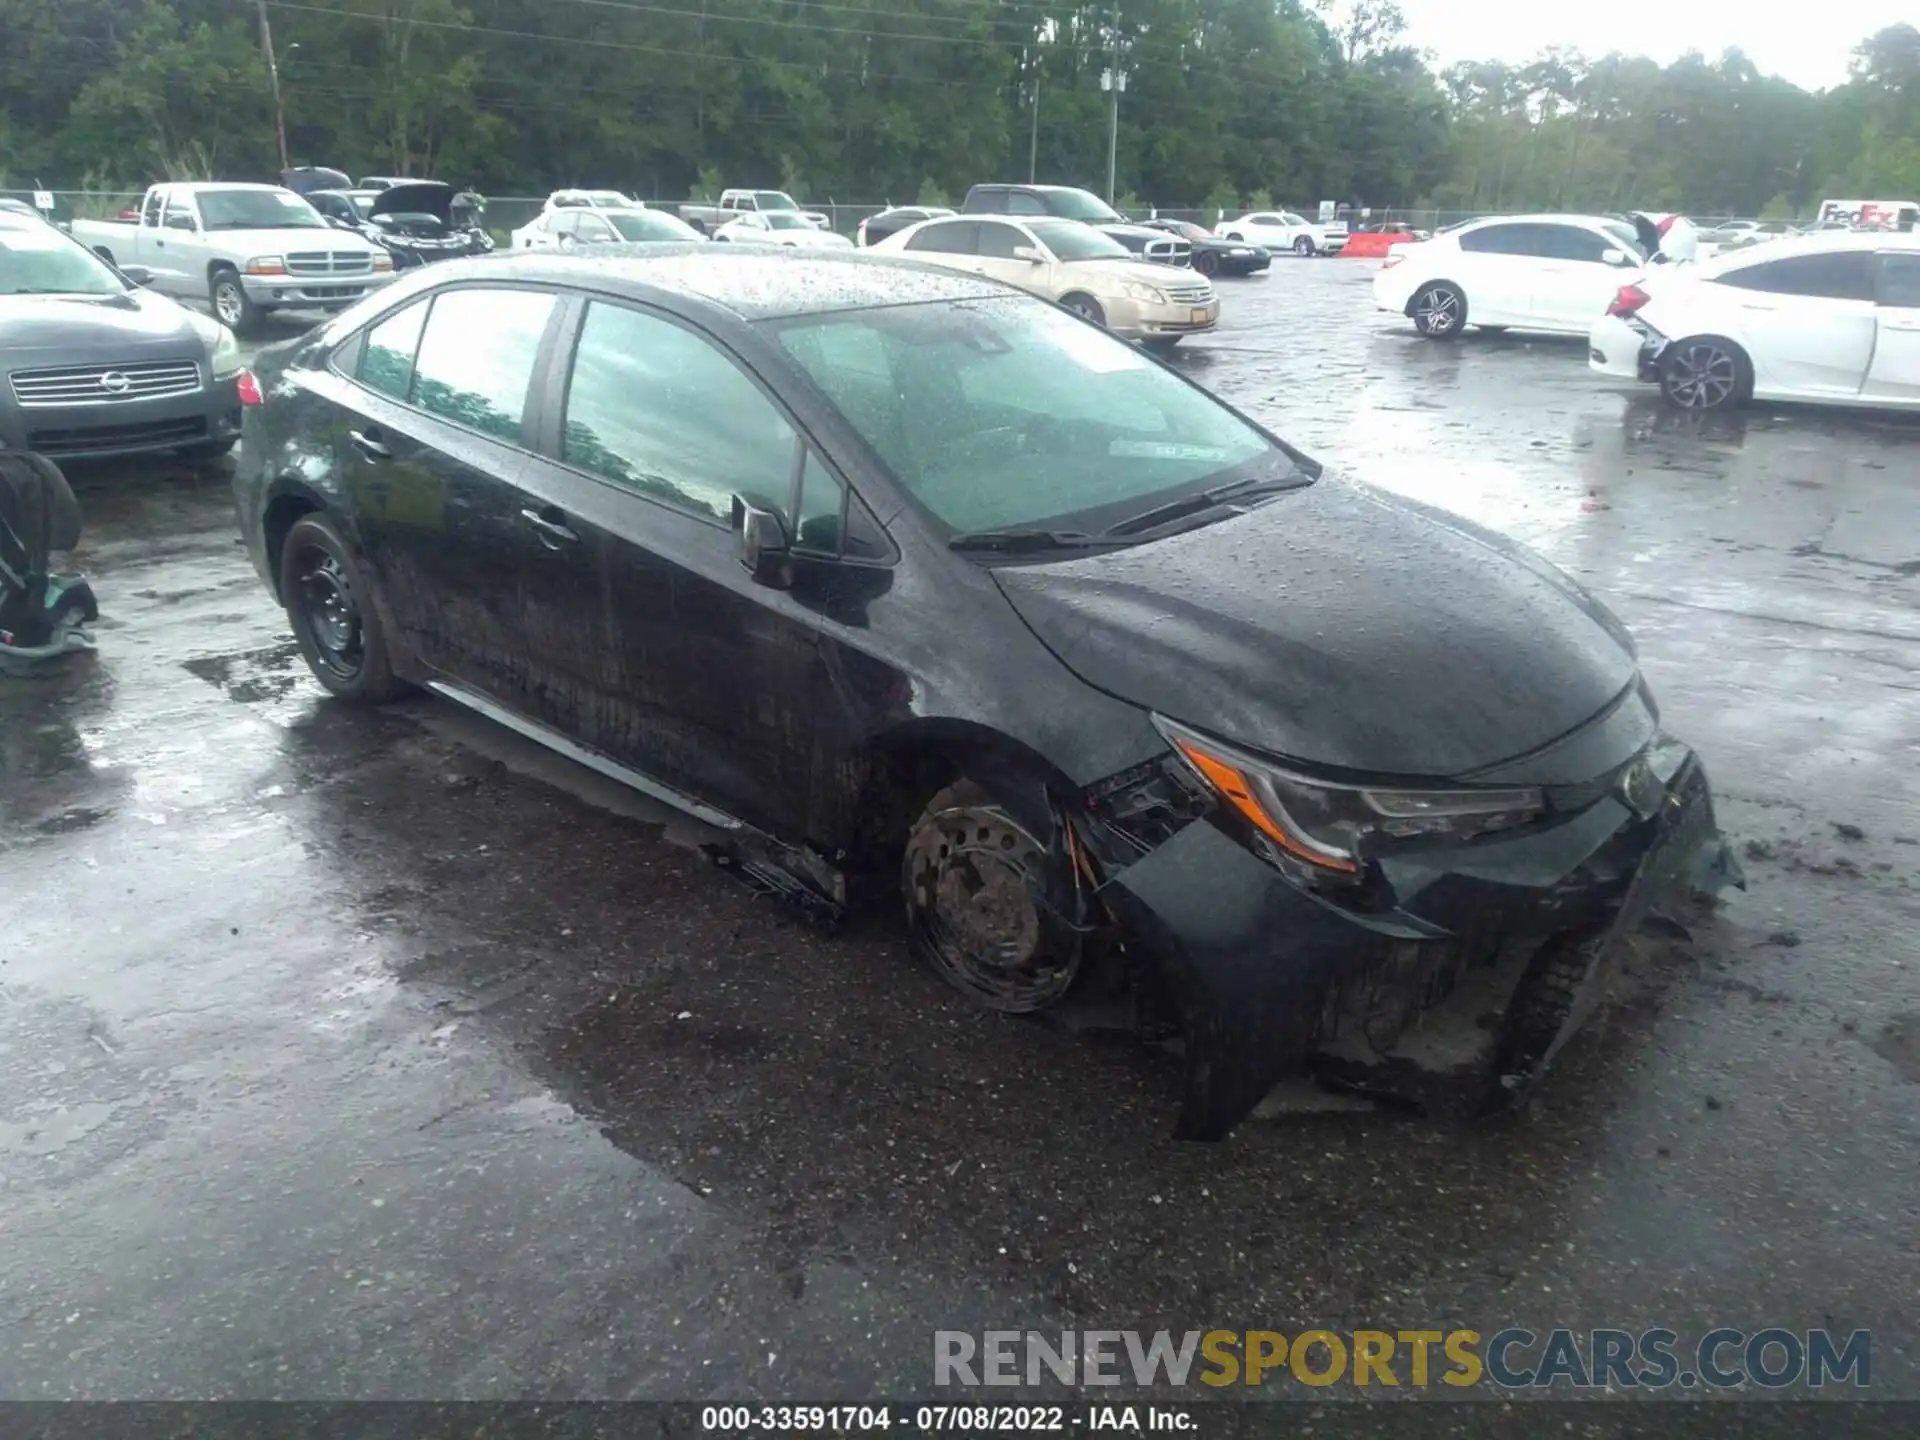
[370,251,394,272]
[1155,715,1544,877]
[208,322,242,378]
[1121,279,1168,305]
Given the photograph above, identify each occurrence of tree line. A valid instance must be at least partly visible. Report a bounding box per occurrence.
[1,0,1915,216]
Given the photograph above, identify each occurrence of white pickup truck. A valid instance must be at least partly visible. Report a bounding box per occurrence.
[70,182,397,335]
[677,188,830,235]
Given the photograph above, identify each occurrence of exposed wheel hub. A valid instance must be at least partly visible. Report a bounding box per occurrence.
[904,802,1078,1013]
[297,549,363,678]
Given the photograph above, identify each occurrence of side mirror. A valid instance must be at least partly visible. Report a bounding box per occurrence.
[118,264,154,287]
[1012,245,1045,264]
[1602,248,1630,266]
[732,496,792,588]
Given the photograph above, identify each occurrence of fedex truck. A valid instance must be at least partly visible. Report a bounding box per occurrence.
[1817,198,1918,231]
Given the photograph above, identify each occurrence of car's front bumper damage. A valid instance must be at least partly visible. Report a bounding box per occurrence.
[1083,736,1741,1140]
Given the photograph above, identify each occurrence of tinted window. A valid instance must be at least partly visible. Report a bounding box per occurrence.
[410,288,555,441]
[1534,224,1610,262]
[358,301,429,400]
[770,298,1276,536]
[977,222,1027,259]
[563,302,797,523]
[1005,192,1049,215]
[1880,254,1920,308]
[1718,252,1875,302]
[1460,223,1533,255]
[906,220,978,254]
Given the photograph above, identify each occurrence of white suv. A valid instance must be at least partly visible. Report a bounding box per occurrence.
[1371,214,1648,338]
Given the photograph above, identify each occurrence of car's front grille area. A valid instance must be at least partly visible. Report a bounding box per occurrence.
[10,359,203,408]
[1160,278,1215,305]
[27,415,208,456]
[285,250,373,276]
[1143,237,1193,266]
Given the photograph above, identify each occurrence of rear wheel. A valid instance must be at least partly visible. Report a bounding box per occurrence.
[1659,336,1750,412]
[902,778,1083,1014]
[1060,292,1106,326]
[279,514,406,703]
[1410,281,1467,339]
[1293,236,1316,256]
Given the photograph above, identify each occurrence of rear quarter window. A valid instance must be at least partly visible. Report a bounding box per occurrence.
[1459,224,1534,255]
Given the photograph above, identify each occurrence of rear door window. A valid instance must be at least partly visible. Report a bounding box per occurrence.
[409,287,557,442]
[905,220,980,254]
[1460,223,1535,255]
[1718,252,1875,301]
[976,222,1028,258]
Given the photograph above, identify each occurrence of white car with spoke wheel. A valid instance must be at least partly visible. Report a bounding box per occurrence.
[1214,210,1343,257]
[873,214,1218,352]
[1372,214,1649,339]
[1589,231,1920,412]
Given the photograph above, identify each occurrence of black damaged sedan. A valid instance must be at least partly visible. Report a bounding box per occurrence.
[233,249,1738,1139]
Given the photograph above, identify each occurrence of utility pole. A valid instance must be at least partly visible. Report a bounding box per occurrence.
[256,0,289,173]
[1099,8,1129,206]
[1028,67,1041,184]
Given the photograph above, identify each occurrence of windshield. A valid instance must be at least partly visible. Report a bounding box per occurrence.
[199,189,325,230]
[765,213,811,231]
[0,222,126,296]
[1028,219,1130,261]
[1040,189,1123,223]
[1602,221,1648,258]
[588,192,633,208]
[770,297,1281,536]
[755,192,800,211]
[610,211,698,242]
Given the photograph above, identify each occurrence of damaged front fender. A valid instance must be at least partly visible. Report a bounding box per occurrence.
[1098,744,1741,1141]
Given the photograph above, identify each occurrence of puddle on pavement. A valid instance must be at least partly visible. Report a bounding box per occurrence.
[183,641,306,706]
[0,1100,123,1158]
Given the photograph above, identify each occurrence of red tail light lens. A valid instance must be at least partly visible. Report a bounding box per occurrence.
[236,369,263,406]
[1608,284,1650,318]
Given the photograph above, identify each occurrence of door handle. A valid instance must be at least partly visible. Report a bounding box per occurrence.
[521,508,580,547]
[349,429,391,460]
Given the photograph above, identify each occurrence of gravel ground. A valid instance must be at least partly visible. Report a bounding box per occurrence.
[1,259,1915,1421]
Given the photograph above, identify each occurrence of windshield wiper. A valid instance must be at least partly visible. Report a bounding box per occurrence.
[1100,471,1307,539]
[947,528,1124,554]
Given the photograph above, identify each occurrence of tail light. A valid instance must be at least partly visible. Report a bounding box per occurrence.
[1607,284,1650,319]
[236,370,263,407]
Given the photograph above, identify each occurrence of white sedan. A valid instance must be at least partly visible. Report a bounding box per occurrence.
[712,212,853,249]
[541,189,640,214]
[1213,211,1344,257]
[1371,213,1648,337]
[1589,232,1920,411]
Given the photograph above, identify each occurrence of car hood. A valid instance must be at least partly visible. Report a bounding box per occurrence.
[991,476,1639,779]
[0,287,206,364]
[370,182,456,223]
[1071,257,1192,289]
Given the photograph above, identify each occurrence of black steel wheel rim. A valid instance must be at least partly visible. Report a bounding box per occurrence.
[1414,287,1460,333]
[1666,343,1737,409]
[295,545,364,680]
[904,804,1077,1013]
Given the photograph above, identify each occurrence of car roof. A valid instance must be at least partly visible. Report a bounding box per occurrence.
[1703,228,1920,267]
[974,183,1091,194]
[1460,213,1626,228]
[395,248,1006,320]
[0,209,54,231]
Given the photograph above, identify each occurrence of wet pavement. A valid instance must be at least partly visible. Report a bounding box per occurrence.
[3,266,1917,1408]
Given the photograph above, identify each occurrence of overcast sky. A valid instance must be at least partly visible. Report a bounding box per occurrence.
[1391,1,1908,92]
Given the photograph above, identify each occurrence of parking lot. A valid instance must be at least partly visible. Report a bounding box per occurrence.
[3,257,1917,1406]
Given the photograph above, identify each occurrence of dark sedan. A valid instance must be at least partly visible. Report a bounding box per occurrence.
[1,211,244,461]
[233,249,1737,1140]
[1138,217,1271,277]
[856,205,955,248]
